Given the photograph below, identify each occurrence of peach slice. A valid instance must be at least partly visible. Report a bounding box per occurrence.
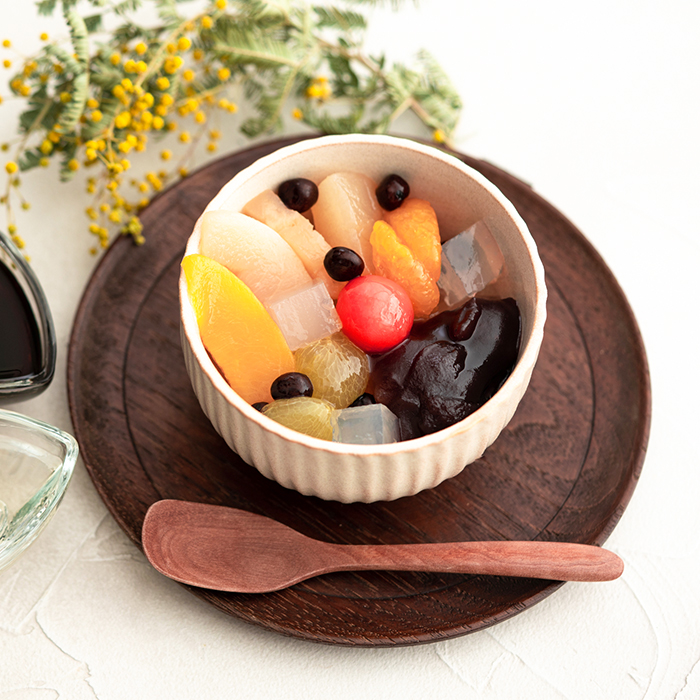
[199,210,311,305]
[182,253,295,404]
[311,172,382,272]
[242,189,344,299]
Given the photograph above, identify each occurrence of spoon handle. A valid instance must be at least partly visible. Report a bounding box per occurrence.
[142,501,624,592]
[326,541,623,582]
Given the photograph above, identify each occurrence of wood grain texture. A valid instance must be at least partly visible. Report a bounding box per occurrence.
[67,135,651,646]
[142,500,624,593]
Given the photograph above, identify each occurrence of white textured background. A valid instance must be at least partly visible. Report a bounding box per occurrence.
[1,1,699,697]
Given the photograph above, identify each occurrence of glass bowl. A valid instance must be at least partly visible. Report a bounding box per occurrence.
[0,230,56,403]
[0,409,78,572]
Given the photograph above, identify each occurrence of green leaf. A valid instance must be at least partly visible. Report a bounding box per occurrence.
[18,150,43,172]
[36,0,58,15]
[413,50,462,132]
[90,63,124,89]
[301,106,363,134]
[154,0,183,28]
[63,6,89,65]
[243,76,265,102]
[59,143,78,182]
[17,0,461,220]
[385,64,421,102]
[18,108,43,134]
[112,0,142,16]
[241,66,301,137]
[44,44,82,76]
[231,0,286,25]
[189,71,225,95]
[58,71,89,133]
[326,54,360,95]
[212,25,299,70]
[342,0,406,7]
[25,84,49,108]
[416,92,461,132]
[84,13,104,33]
[80,97,120,139]
[111,22,144,44]
[313,6,367,31]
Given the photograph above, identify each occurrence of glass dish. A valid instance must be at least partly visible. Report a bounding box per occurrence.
[0,230,56,403]
[0,409,78,572]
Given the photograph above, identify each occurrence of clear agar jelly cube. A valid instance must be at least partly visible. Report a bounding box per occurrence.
[330,403,400,445]
[438,221,505,309]
[266,280,342,351]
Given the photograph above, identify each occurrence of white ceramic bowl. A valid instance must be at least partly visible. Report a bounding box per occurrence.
[179,134,547,503]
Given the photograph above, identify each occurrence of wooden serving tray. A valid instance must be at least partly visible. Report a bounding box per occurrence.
[67,136,651,646]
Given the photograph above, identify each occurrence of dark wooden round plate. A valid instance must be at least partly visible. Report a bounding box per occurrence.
[67,135,650,647]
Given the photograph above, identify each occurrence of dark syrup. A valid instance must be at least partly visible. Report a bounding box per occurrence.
[369,297,521,440]
[0,260,42,380]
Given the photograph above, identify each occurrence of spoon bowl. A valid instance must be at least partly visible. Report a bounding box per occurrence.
[142,500,624,593]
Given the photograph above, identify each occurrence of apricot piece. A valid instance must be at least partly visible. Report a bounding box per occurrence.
[370,220,439,320]
[182,254,294,404]
[384,198,441,281]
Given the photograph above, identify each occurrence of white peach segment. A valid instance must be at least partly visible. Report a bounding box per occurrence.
[199,210,312,305]
[311,172,382,273]
[242,189,344,299]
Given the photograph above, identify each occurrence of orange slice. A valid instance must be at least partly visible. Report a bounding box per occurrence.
[182,254,294,404]
[370,220,439,320]
[384,198,441,281]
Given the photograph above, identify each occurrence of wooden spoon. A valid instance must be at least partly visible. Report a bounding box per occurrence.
[142,500,624,593]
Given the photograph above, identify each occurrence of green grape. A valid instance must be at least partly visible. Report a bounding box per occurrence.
[261,396,334,440]
[294,333,369,409]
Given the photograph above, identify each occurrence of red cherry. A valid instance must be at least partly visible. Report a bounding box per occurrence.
[336,275,414,353]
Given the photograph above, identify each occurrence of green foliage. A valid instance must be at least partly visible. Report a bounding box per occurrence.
[241,67,298,136]
[112,0,144,16]
[18,149,43,172]
[36,0,59,16]
[210,22,299,70]
[59,143,79,182]
[154,0,185,28]
[313,6,367,31]
[58,71,88,134]
[83,14,104,33]
[4,0,462,252]
[64,6,89,64]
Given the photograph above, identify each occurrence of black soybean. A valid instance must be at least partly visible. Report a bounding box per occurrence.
[270,372,314,400]
[278,178,318,212]
[324,247,365,281]
[349,393,376,407]
[376,174,410,211]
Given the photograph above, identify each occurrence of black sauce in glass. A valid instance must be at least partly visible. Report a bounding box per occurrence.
[0,232,56,401]
[0,260,43,380]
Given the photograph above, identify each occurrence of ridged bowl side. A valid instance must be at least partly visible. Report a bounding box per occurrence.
[181,310,540,503]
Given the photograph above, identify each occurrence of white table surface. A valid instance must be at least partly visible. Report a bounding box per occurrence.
[2,1,699,697]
